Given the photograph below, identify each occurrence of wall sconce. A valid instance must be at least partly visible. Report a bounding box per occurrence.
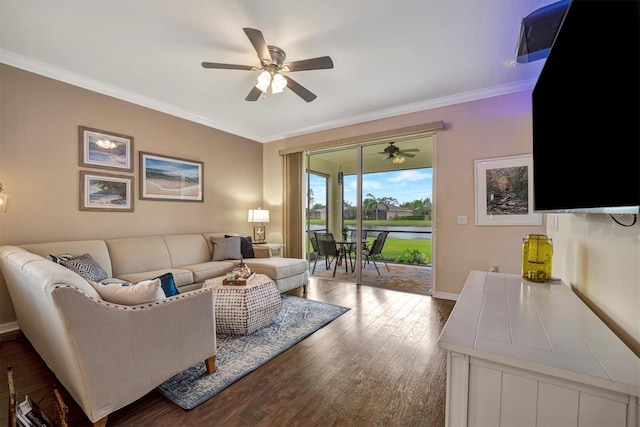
[248,208,270,244]
[0,183,9,214]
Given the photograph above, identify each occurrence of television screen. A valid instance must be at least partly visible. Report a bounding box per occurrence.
[532,0,640,214]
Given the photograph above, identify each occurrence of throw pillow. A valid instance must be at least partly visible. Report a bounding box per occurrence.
[89,279,165,305]
[225,234,255,259]
[153,272,180,297]
[48,253,74,264]
[211,236,241,261]
[60,253,109,282]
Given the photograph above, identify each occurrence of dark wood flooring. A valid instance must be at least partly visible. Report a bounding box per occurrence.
[0,278,455,426]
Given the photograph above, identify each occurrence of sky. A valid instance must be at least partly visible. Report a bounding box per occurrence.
[308,168,432,207]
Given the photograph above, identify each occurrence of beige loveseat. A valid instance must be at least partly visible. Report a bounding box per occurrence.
[0,232,308,426]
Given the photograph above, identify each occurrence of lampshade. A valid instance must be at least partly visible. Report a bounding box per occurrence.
[248,208,270,223]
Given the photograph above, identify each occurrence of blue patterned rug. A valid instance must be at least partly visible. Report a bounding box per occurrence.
[157,294,350,409]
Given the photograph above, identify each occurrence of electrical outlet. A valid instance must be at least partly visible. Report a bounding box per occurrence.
[490,266,499,272]
[549,215,558,232]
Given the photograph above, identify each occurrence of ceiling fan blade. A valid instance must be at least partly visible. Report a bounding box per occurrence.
[202,62,254,71]
[285,56,334,72]
[283,76,317,102]
[243,28,271,63]
[245,86,262,101]
[400,152,416,158]
[400,148,420,152]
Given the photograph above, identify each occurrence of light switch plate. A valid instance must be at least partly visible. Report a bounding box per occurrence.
[457,216,468,225]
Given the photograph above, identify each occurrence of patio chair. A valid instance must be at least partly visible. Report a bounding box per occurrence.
[363,230,390,275]
[309,231,328,273]
[315,232,350,277]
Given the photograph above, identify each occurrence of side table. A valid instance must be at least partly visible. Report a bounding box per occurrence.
[203,273,282,335]
[253,242,285,257]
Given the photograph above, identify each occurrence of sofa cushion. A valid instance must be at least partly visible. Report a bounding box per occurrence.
[162,234,211,267]
[243,258,309,280]
[153,272,180,297]
[106,236,172,277]
[225,235,255,259]
[60,253,109,282]
[211,236,241,261]
[89,278,165,305]
[180,261,236,283]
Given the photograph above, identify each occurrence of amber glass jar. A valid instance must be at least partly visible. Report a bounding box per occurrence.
[521,234,553,283]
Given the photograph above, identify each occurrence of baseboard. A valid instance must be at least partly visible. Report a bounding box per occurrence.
[0,321,19,335]
[432,291,458,301]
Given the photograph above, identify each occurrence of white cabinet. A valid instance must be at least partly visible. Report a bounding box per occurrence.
[439,271,640,427]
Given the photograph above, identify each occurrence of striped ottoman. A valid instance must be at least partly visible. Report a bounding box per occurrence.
[203,273,282,335]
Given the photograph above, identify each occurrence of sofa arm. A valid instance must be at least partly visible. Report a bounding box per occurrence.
[51,286,216,423]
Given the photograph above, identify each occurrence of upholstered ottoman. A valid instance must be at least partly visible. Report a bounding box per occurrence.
[203,273,282,335]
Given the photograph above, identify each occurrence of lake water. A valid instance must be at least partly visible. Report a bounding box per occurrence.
[308,224,431,240]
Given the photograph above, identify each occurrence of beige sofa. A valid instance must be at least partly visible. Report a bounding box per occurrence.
[0,232,308,426]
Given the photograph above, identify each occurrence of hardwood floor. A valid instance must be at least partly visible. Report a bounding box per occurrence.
[0,278,456,426]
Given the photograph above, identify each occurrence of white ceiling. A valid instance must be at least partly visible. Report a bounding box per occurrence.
[0,0,550,143]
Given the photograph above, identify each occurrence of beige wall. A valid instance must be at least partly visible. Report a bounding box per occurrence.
[263,91,639,353]
[0,64,264,324]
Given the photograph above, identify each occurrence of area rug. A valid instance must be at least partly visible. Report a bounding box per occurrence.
[311,261,432,296]
[157,294,350,409]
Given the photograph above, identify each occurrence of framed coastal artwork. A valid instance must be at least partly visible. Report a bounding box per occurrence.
[139,152,204,202]
[474,154,542,226]
[79,126,134,172]
[79,171,134,212]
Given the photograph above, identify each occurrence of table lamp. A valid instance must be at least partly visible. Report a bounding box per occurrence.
[248,208,270,244]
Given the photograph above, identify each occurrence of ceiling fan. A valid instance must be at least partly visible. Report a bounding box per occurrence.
[378,142,420,164]
[201,28,334,102]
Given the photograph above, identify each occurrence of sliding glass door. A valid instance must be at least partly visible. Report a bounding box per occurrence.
[305,137,433,296]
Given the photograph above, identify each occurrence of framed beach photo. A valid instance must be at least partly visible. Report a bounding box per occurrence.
[474,154,542,226]
[79,126,134,172]
[139,152,204,202]
[79,171,134,212]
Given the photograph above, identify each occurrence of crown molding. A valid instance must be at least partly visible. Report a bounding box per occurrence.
[2,49,536,144]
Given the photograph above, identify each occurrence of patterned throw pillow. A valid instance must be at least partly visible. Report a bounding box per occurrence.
[211,236,242,261]
[59,253,109,282]
[48,253,74,264]
[89,279,165,305]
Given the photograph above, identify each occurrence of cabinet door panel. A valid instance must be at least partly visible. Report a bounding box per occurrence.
[578,392,627,427]
[469,364,501,426]
[537,382,579,427]
[501,373,537,426]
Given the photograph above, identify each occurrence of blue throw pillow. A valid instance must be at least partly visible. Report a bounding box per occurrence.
[153,273,180,297]
[225,235,255,259]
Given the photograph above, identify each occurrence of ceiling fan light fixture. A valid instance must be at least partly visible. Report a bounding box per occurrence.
[255,71,272,92]
[271,73,287,94]
[391,154,406,164]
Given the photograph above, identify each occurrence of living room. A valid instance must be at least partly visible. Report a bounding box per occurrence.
[1,1,639,425]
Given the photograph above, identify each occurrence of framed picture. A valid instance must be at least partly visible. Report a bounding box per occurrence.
[474,154,542,226]
[79,126,134,172]
[79,171,134,212]
[139,152,204,202]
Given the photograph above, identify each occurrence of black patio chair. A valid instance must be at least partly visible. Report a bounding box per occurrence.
[314,232,350,277]
[363,230,390,275]
[308,231,328,274]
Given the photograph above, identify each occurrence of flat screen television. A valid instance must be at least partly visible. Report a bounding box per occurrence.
[532,0,640,214]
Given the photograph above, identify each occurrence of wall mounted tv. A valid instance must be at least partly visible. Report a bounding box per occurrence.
[532,0,639,214]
